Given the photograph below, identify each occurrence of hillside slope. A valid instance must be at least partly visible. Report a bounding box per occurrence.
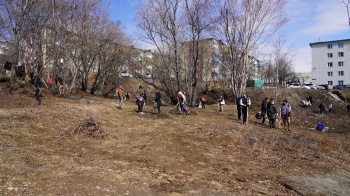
[0,83,350,195]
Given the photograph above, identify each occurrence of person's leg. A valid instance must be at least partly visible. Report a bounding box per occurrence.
[119,98,123,109]
[261,112,266,124]
[157,106,160,113]
[238,107,242,120]
[272,118,276,128]
[242,108,247,124]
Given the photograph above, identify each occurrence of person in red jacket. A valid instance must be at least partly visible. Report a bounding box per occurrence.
[200,97,206,109]
[47,75,53,89]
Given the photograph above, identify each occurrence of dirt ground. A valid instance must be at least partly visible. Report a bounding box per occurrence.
[1,82,350,195]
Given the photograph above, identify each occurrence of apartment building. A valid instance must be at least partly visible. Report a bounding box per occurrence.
[181,38,225,83]
[310,39,350,86]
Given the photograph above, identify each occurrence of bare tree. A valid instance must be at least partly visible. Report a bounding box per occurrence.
[0,0,36,87]
[90,18,129,95]
[271,35,295,84]
[136,0,184,101]
[182,0,213,106]
[214,0,288,100]
[340,0,350,25]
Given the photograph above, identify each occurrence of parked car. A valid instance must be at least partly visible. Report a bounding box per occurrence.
[304,83,317,89]
[318,84,333,90]
[287,83,310,89]
[145,72,152,79]
[316,85,326,90]
[334,85,347,89]
[120,71,132,78]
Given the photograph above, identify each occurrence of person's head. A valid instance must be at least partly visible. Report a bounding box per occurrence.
[283,99,288,103]
[243,93,247,97]
[270,98,275,104]
[265,97,268,101]
[139,85,143,89]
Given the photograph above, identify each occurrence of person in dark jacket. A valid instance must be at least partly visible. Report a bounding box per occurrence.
[34,75,42,105]
[347,103,350,112]
[143,90,148,104]
[267,98,278,128]
[236,96,242,121]
[240,93,251,125]
[261,97,268,125]
[155,89,162,113]
[307,95,313,104]
[319,102,325,115]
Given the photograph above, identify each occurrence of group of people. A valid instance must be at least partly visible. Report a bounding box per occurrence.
[259,97,291,130]
[115,85,162,114]
[318,102,333,115]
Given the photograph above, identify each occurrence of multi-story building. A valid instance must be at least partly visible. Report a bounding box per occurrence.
[310,39,350,86]
[181,38,225,83]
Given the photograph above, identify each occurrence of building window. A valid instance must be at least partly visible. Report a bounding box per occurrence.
[338,71,344,76]
[338,80,344,85]
[327,62,333,67]
[328,53,333,58]
[338,61,344,66]
[327,44,333,49]
[338,43,343,48]
[328,81,333,85]
[339,52,344,57]
[327,72,333,76]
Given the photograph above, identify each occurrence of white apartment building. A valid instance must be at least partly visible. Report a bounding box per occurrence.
[310,39,350,86]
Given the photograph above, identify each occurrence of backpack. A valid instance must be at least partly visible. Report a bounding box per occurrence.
[255,112,263,119]
[281,104,288,115]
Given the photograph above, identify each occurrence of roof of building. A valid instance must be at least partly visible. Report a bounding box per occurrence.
[309,38,350,47]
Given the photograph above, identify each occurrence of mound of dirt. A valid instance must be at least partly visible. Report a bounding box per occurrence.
[72,116,108,139]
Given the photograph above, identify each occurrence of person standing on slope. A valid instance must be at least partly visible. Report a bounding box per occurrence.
[240,93,251,125]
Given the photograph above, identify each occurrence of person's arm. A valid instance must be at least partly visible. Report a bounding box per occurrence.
[239,98,243,106]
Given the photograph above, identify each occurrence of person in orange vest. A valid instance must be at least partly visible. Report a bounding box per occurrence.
[201,97,206,109]
[47,75,53,89]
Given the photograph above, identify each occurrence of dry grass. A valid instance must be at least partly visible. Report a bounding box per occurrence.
[0,83,350,195]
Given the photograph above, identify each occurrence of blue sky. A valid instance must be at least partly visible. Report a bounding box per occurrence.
[107,0,350,73]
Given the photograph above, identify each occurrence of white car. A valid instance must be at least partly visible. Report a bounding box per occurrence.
[304,84,317,89]
[120,71,132,78]
[145,72,152,78]
[287,83,311,89]
[316,85,326,90]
